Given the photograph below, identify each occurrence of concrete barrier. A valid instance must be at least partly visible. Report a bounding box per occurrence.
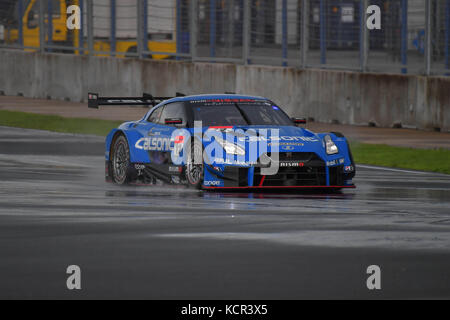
[0,49,448,132]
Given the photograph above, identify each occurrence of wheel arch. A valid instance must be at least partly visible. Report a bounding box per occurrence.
[107,129,149,164]
[106,129,124,162]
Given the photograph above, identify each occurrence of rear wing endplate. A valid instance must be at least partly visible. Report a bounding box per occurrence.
[88,93,176,109]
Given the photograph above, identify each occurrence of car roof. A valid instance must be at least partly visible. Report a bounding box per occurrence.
[160,94,268,105]
[143,94,271,120]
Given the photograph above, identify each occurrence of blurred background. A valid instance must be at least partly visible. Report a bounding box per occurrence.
[0,0,448,75]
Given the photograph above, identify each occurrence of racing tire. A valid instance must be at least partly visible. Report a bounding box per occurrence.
[185,140,204,189]
[111,135,132,185]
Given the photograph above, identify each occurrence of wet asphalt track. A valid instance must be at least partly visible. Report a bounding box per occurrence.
[0,126,449,299]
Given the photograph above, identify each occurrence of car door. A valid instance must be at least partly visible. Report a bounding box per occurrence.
[156,102,187,166]
[140,102,187,181]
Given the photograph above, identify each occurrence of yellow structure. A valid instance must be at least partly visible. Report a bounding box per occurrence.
[3,0,176,59]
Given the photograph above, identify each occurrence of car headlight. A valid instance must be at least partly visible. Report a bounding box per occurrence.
[216,137,246,156]
[324,135,339,155]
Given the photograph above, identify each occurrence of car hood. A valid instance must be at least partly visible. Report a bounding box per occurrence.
[198,125,327,160]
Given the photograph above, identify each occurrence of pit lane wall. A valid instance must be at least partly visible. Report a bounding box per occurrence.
[0,49,448,132]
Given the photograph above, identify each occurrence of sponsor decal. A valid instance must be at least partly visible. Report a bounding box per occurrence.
[214,159,257,166]
[279,162,305,168]
[171,135,186,157]
[268,142,304,147]
[148,127,171,135]
[174,135,184,144]
[280,136,318,142]
[344,165,355,172]
[208,127,235,133]
[134,163,146,176]
[190,99,260,104]
[238,136,318,143]
[135,137,173,151]
[204,180,221,186]
[169,166,182,173]
[326,158,345,166]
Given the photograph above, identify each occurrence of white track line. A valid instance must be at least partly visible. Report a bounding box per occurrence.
[356,164,431,175]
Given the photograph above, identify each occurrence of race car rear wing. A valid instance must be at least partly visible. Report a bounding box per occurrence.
[88,93,177,109]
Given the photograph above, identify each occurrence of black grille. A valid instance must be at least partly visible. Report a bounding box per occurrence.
[254,152,327,187]
[329,165,344,186]
[276,152,319,162]
[264,152,325,167]
[254,166,326,187]
[270,167,325,186]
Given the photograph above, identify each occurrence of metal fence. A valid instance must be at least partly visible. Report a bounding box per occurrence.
[0,0,449,76]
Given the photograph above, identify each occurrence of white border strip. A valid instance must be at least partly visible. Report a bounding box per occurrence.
[356,164,430,175]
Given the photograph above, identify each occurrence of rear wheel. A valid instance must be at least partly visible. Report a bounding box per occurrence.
[185,141,204,189]
[111,135,132,185]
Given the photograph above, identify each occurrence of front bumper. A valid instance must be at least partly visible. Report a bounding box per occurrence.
[203,152,356,189]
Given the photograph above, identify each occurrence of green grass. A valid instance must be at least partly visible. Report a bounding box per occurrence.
[0,110,448,174]
[0,110,122,136]
[350,142,450,174]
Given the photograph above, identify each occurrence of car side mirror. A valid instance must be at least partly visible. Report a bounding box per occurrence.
[165,118,183,126]
[292,117,307,126]
[27,10,38,29]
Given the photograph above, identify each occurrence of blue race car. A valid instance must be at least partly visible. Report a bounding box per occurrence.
[88,93,355,191]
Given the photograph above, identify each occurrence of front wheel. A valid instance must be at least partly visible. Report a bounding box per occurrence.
[185,141,204,189]
[111,135,132,185]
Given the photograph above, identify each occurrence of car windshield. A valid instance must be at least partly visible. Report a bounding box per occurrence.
[189,99,293,127]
